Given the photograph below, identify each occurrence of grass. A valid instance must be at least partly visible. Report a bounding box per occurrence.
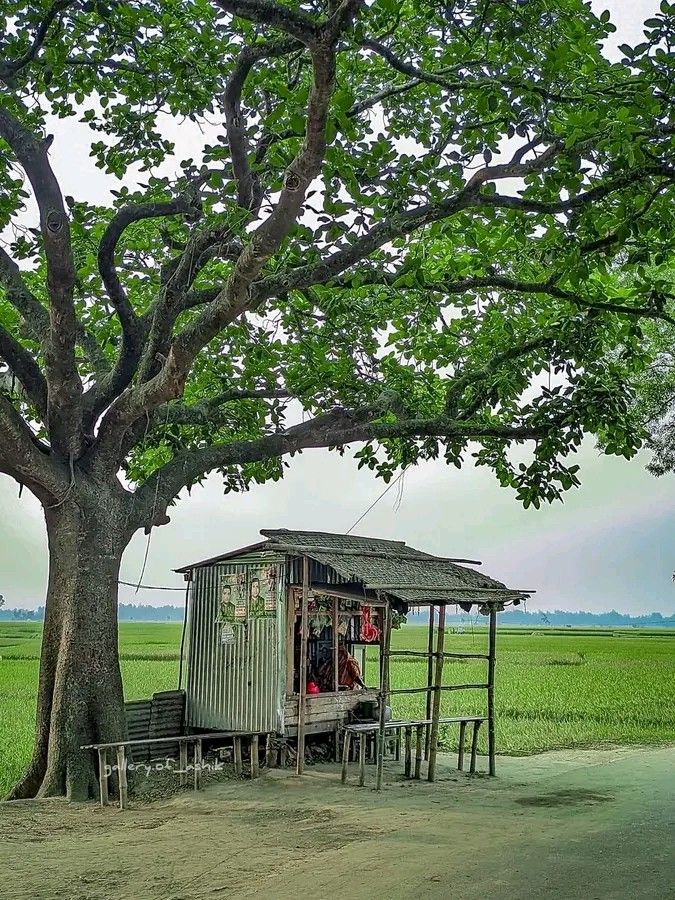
[1,621,674,797]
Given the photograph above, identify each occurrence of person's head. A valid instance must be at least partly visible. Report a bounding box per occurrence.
[222,585,232,601]
[250,577,260,599]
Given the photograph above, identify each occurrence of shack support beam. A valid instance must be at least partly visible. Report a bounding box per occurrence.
[425,605,435,759]
[296,555,309,775]
[375,603,392,791]
[427,603,446,782]
[488,603,497,776]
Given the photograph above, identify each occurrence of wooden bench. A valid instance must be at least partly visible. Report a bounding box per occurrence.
[341,716,488,785]
[81,730,271,809]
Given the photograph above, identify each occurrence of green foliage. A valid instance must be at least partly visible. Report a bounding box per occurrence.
[1,0,675,505]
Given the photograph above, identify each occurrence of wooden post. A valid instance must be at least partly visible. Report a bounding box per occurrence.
[98,748,109,807]
[234,736,243,776]
[488,604,497,777]
[116,745,128,810]
[332,595,339,693]
[457,720,467,771]
[361,645,367,684]
[414,725,423,779]
[286,589,295,695]
[193,738,202,790]
[469,720,481,774]
[404,727,412,778]
[251,735,259,779]
[358,734,366,786]
[424,605,435,759]
[427,604,446,783]
[265,733,276,768]
[375,603,391,792]
[296,556,310,776]
[341,729,351,784]
[179,740,188,787]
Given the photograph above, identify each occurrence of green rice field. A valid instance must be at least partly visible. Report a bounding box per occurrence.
[1,621,673,797]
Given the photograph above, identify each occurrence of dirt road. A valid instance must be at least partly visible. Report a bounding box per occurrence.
[1,746,673,899]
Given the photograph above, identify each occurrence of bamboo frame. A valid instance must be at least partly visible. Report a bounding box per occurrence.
[425,605,435,758]
[375,603,392,791]
[427,603,446,782]
[296,556,310,775]
[488,604,497,776]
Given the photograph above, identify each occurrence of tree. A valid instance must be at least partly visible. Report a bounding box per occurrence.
[1,0,674,800]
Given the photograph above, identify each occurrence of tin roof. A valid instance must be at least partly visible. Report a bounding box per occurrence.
[176,528,532,606]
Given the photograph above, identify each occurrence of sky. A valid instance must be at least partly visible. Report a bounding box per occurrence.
[1,0,673,616]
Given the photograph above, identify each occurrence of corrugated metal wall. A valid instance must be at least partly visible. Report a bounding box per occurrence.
[185,553,287,732]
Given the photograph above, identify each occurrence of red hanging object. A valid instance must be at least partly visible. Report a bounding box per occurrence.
[360,605,380,642]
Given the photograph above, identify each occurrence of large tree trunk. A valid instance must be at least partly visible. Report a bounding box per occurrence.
[7,496,129,801]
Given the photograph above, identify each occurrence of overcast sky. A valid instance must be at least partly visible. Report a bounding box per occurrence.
[2,0,673,616]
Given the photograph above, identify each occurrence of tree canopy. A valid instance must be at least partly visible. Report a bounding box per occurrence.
[1,0,675,523]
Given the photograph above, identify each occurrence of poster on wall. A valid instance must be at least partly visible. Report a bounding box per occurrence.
[217,572,247,623]
[247,564,279,619]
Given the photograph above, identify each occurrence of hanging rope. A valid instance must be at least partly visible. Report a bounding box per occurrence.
[346,467,408,534]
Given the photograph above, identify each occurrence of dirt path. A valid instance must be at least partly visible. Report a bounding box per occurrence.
[1,746,673,900]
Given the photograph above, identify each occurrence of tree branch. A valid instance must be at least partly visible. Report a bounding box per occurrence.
[0,106,81,455]
[131,406,560,531]
[213,0,319,44]
[1,1,75,77]
[0,324,48,418]
[0,392,66,503]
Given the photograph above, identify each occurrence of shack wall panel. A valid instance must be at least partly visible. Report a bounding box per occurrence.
[185,554,286,733]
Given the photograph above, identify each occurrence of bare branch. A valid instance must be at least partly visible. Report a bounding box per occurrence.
[213,0,319,44]
[0,392,66,503]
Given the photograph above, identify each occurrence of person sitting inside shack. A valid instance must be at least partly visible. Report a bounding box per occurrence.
[318,645,365,692]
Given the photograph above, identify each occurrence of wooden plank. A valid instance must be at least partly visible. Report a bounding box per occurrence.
[427,604,446,783]
[179,740,188,787]
[458,720,466,771]
[341,729,350,784]
[116,746,128,810]
[250,734,259,779]
[404,727,412,778]
[193,738,202,791]
[414,725,423,780]
[425,605,435,759]
[358,733,366,786]
[469,720,481,774]
[488,604,497,777]
[296,556,309,776]
[234,736,243,776]
[98,748,108,807]
[375,604,391,792]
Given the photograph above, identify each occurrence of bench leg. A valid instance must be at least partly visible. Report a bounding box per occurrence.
[341,730,351,784]
[234,736,243,776]
[469,721,481,774]
[404,727,412,778]
[250,735,259,779]
[458,720,467,771]
[194,738,202,791]
[358,734,366,786]
[98,748,109,807]
[116,745,128,810]
[394,729,401,762]
[179,740,188,787]
[414,725,423,780]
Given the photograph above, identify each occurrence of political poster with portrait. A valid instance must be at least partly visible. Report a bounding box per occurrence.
[247,564,279,619]
[217,572,247,624]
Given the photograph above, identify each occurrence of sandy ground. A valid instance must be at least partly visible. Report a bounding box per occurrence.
[1,746,673,900]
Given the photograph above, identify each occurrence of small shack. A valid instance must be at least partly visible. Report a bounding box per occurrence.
[176,529,531,782]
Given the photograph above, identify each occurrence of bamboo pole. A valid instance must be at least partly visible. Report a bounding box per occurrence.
[179,740,188,787]
[234,736,243,775]
[427,604,446,782]
[332,595,339,693]
[250,735,259,779]
[414,725,423,779]
[296,556,310,775]
[375,603,392,792]
[116,746,128,810]
[285,589,295,695]
[470,720,481,773]
[193,738,202,791]
[488,604,497,776]
[358,734,366,786]
[457,720,467,771]
[404,727,412,778]
[341,729,351,784]
[98,748,108,807]
[424,605,435,759]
